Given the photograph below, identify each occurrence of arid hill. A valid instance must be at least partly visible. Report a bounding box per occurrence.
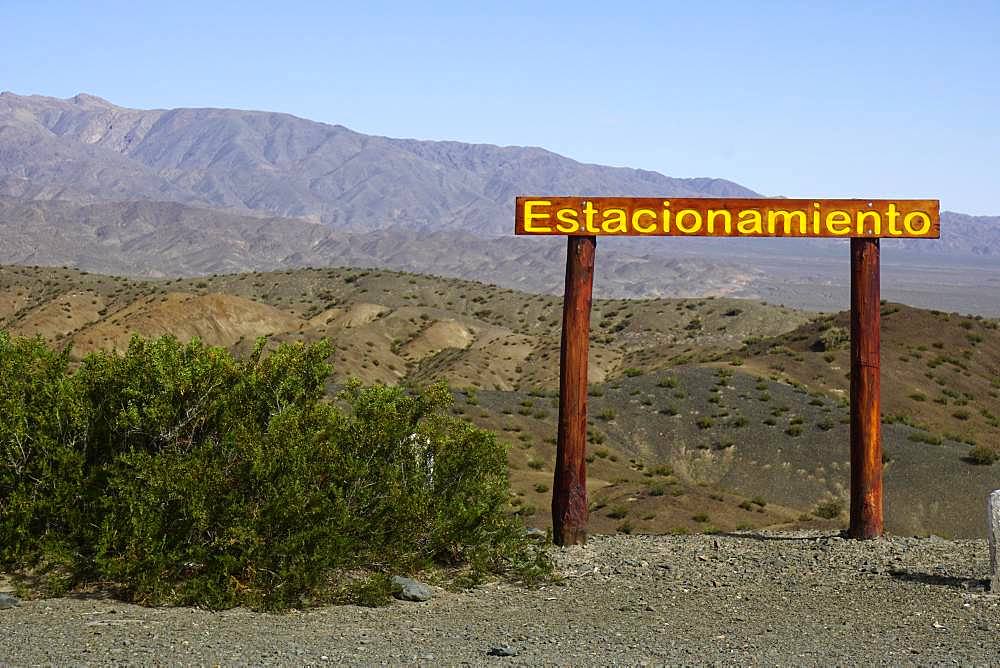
[2,264,997,537]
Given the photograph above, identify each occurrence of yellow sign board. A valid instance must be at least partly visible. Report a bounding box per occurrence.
[515,197,940,238]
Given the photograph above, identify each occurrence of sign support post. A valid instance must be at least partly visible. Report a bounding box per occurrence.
[849,237,883,538]
[552,235,596,546]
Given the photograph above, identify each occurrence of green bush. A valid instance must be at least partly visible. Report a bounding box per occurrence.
[813,499,844,519]
[0,333,546,610]
[816,327,848,351]
[966,445,998,466]
[607,505,628,519]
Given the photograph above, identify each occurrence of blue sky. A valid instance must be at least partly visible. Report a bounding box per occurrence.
[2,1,997,214]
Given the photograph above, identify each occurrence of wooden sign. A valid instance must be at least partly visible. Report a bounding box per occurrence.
[515,197,940,238]
[521,194,941,546]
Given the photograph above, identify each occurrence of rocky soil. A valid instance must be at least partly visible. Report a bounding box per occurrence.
[2,531,998,666]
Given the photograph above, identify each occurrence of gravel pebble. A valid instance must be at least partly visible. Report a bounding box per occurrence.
[2,531,999,665]
[487,644,518,657]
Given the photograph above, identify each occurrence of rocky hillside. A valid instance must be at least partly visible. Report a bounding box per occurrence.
[2,265,997,537]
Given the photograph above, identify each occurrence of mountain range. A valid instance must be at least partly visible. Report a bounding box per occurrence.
[0,91,997,307]
[0,91,755,231]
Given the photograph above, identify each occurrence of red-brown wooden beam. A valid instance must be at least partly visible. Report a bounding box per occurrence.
[552,235,596,546]
[849,237,884,539]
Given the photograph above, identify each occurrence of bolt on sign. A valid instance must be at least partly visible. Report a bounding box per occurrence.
[515,196,940,547]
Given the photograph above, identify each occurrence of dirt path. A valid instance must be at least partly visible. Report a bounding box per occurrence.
[2,532,998,666]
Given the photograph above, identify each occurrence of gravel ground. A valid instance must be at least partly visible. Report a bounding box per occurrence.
[2,531,998,666]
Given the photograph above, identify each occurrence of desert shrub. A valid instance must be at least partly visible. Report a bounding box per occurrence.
[813,499,844,519]
[597,408,616,421]
[514,504,536,517]
[0,334,546,610]
[966,445,998,466]
[908,431,943,445]
[816,327,848,351]
[607,505,628,519]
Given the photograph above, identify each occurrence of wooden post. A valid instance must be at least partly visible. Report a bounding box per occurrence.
[849,237,883,539]
[552,235,596,546]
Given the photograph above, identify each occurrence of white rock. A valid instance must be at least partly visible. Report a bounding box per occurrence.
[989,490,1000,593]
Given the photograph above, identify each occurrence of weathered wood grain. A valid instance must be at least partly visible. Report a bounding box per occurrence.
[552,236,596,546]
[850,238,883,539]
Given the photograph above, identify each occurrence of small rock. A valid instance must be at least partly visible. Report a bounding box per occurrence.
[0,593,20,609]
[488,645,518,657]
[524,527,547,541]
[391,576,433,602]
